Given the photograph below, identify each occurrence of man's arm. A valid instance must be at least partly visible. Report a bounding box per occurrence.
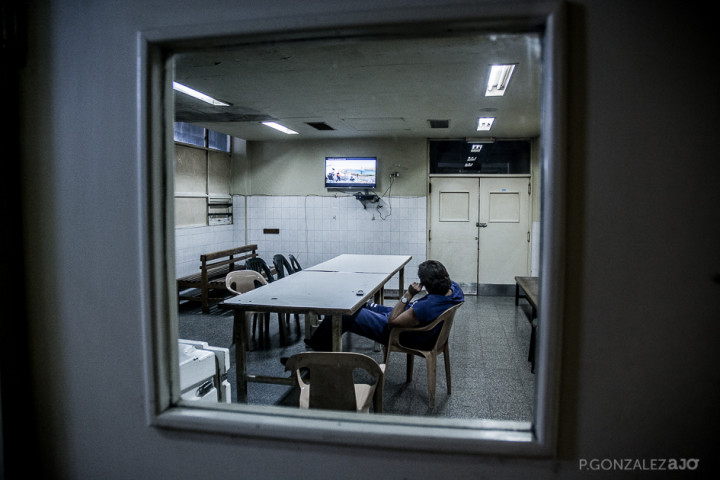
[388,282,422,328]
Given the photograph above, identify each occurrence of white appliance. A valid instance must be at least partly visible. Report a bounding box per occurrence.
[178,340,231,403]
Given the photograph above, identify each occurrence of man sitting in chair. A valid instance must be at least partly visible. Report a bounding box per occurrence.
[304,260,464,351]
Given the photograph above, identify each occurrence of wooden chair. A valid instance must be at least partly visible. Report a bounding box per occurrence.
[383,302,463,408]
[225,270,286,343]
[284,352,385,413]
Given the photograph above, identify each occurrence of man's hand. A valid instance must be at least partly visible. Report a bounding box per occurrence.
[408,282,422,297]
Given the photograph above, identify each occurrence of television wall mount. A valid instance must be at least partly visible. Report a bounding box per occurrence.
[355,191,379,209]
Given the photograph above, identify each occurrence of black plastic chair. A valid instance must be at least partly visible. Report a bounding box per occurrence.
[243,257,293,344]
[273,254,295,278]
[285,254,320,336]
[288,254,303,272]
[272,254,301,331]
[246,257,275,282]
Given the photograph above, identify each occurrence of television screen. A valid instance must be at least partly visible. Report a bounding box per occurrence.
[325,157,377,189]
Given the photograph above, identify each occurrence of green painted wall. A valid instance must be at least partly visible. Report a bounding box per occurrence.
[232,138,428,196]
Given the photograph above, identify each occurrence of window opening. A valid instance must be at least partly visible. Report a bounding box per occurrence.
[146,5,566,456]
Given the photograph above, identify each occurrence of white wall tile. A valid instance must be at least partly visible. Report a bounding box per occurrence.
[175,194,427,276]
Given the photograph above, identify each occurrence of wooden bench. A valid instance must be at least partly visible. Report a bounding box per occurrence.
[515,276,538,373]
[177,244,259,312]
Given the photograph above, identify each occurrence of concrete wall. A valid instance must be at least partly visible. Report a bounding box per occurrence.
[13,0,719,478]
[244,138,428,197]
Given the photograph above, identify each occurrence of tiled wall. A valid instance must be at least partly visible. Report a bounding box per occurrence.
[175,195,427,286]
[174,196,247,278]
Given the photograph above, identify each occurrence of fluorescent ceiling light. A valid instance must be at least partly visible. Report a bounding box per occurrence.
[477,117,495,131]
[485,64,516,96]
[262,121,299,135]
[173,82,231,106]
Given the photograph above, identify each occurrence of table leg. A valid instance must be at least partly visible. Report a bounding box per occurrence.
[233,311,248,403]
[528,322,536,374]
[331,314,342,352]
[279,313,288,345]
[305,311,312,339]
[399,267,405,295]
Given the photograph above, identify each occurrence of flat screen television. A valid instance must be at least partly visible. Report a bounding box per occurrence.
[325,157,377,189]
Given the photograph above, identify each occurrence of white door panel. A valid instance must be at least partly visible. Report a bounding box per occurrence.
[429,177,478,294]
[429,176,531,293]
[478,177,530,284]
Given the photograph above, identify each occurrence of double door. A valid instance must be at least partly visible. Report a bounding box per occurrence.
[428,177,531,294]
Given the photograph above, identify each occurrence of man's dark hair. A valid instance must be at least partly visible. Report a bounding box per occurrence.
[417,260,451,295]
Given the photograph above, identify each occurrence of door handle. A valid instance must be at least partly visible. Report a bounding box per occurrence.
[477,222,488,228]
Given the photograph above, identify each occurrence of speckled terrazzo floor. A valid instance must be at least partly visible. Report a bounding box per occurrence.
[178,294,536,421]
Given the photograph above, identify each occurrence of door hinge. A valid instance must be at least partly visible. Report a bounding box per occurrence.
[428,229,431,241]
[428,182,432,194]
[527,231,531,243]
[528,182,531,195]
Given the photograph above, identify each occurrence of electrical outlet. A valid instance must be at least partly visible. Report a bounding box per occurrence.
[391,172,400,178]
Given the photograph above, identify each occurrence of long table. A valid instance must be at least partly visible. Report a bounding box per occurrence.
[305,253,411,308]
[222,254,412,403]
[306,254,412,276]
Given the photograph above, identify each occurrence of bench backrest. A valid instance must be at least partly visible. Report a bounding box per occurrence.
[200,244,258,273]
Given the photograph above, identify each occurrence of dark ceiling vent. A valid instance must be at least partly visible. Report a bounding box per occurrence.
[428,119,450,129]
[306,122,335,131]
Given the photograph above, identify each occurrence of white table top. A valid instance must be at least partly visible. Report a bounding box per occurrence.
[305,254,412,274]
[222,270,390,314]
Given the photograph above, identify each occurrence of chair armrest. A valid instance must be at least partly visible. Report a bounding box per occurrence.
[386,303,463,347]
[389,313,446,335]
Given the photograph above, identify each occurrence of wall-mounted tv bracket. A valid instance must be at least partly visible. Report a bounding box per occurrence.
[355,191,380,209]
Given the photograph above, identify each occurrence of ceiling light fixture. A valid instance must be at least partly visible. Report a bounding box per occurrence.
[477,117,495,131]
[173,82,231,106]
[485,64,516,96]
[469,144,483,153]
[262,121,299,135]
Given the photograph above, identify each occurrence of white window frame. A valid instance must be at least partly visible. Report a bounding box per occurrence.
[137,1,567,457]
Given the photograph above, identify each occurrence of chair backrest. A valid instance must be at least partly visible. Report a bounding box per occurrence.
[288,254,302,272]
[245,257,275,282]
[431,303,463,353]
[225,269,267,294]
[284,352,384,411]
[273,254,295,278]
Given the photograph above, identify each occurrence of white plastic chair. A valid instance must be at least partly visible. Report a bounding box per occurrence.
[284,352,385,413]
[225,270,279,341]
[383,303,463,408]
